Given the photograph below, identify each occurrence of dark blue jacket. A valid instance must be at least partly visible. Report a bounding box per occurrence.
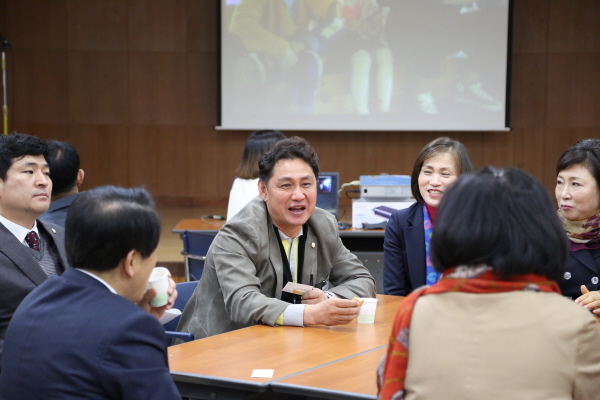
[0,268,180,400]
[383,202,426,296]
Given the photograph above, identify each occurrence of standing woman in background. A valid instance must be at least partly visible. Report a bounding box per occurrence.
[227,130,286,221]
[555,139,600,312]
[383,136,473,296]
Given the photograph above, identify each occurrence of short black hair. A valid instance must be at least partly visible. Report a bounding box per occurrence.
[431,167,568,281]
[236,130,286,179]
[556,138,600,189]
[65,186,161,273]
[258,136,319,184]
[410,137,473,204]
[45,140,80,195]
[0,132,47,181]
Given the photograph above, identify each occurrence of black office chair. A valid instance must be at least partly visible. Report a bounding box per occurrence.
[181,231,217,281]
[164,280,199,345]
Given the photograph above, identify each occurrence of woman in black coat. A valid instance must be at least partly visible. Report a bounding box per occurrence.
[556,139,600,314]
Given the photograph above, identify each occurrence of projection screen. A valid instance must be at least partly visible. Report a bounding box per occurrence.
[220,0,511,131]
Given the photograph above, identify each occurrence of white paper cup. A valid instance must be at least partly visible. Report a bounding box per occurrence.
[357,298,378,324]
[146,267,169,307]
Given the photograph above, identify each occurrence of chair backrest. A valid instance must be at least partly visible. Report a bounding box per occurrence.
[182,231,217,281]
[183,231,216,255]
[164,280,199,344]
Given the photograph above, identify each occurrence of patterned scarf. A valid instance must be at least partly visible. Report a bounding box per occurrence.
[377,265,561,400]
[557,209,600,251]
[422,205,440,286]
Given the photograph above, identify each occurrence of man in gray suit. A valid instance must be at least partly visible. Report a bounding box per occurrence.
[0,132,69,360]
[178,136,376,339]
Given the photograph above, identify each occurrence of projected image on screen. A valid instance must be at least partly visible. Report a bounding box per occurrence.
[221,0,510,131]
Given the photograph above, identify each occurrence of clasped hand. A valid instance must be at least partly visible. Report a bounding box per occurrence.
[302,291,362,326]
[575,285,600,314]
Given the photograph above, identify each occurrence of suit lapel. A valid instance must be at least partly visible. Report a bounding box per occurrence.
[405,204,426,289]
[571,249,600,275]
[266,214,285,299]
[0,222,48,285]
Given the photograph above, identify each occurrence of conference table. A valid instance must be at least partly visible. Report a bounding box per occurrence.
[168,294,403,400]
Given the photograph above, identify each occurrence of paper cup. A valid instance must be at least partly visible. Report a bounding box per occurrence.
[146,266,169,307]
[357,298,378,324]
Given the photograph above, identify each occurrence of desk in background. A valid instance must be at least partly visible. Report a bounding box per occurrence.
[168,294,402,400]
[172,219,386,293]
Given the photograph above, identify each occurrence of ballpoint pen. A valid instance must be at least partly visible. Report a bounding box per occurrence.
[310,269,314,286]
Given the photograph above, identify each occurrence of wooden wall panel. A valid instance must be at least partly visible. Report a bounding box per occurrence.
[546,54,600,127]
[68,51,129,124]
[0,1,6,34]
[67,0,127,51]
[188,52,218,125]
[511,0,549,54]
[510,54,547,128]
[128,125,189,196]
[1,0,598,205]
[67,125,130,190]
[12,124,70,142]
[128,52,188,124]
[511,127,546,180]
[5,0,67,49]
[12,50,68,124]
[548,0,600,53]
[127,0,187,52]
[186,128,241,199]
[188,0,218,53]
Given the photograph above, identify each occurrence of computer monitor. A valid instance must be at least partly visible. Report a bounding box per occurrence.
[316,172,339,218]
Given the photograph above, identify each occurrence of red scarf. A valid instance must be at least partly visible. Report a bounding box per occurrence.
[377,266,561,400]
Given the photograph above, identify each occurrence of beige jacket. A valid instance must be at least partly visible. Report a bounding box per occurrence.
[404,291,600,400]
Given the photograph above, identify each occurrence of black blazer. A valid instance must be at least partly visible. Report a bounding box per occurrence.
[0,219,68,359]
[383,202,426,296]
[559,248,600,299]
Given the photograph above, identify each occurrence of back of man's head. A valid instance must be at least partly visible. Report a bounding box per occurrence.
[0,132,47,181]
[45,140,80,196]
[65,186,161,273]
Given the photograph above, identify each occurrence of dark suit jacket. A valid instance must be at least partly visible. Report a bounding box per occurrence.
[559,248,600,299]
[39,192,81,227]
[383,202,426,296]
[0,268,180,400]
[0,219,68,359]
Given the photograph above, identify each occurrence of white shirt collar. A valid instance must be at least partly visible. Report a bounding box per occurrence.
[0,214,39,246]
[76,269,118,294]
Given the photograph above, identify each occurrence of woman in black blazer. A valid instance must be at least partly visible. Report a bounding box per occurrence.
[383,137,473,296]
[556,139,600,314]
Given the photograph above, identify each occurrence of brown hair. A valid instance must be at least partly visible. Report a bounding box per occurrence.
[236,130,286,179]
